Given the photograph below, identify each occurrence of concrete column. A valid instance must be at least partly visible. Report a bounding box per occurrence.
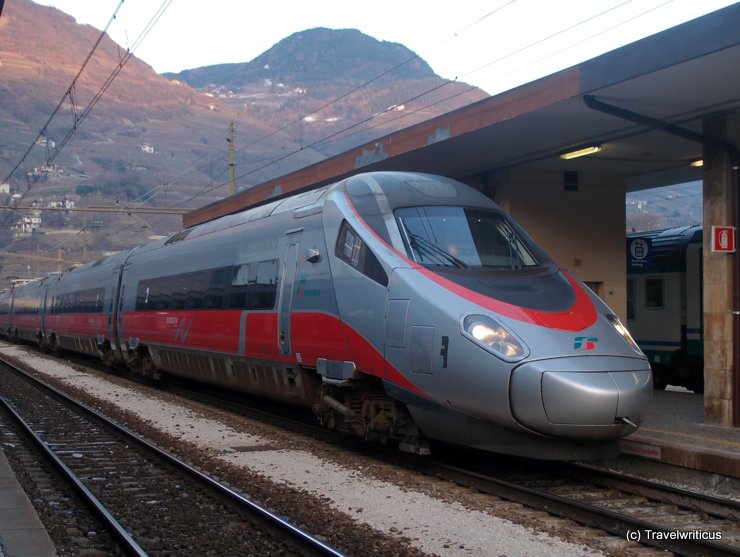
[702,113,740,426]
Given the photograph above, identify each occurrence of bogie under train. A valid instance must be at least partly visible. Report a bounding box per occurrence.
[0,172,651,459]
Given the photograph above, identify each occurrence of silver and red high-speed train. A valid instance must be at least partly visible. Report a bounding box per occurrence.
[0,172,651,459]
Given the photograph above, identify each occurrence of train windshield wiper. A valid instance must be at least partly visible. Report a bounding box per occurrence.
[408,233,468,269]
[507,231,523,270]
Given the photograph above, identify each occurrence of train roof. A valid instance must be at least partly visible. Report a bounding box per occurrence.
[144,172,498,254]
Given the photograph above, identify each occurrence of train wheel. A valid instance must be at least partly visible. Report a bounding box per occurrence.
[128,348,163,382]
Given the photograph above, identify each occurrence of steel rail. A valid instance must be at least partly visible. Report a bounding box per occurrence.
[0,395,149,557]
[569,462,740,519]
[154,375,740,557]
[0,358,347,557]
[409,458,738,557]
[160,377,740,556]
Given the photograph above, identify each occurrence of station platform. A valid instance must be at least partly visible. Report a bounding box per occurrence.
[0,449,56,557]
[620,389,740,479]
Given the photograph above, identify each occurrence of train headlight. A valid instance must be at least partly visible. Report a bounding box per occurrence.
[461,314,528,362]
[604,313,643,355]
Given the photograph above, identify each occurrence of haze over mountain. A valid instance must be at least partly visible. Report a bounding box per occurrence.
[0,0,486,280]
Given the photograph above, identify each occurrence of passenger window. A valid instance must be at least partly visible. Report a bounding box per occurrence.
[626,279,635,320]
[254,259,278,309]
[232,263,253,286]
[186,271,207,309]
[645,277,664,309]
[335,221,388,286]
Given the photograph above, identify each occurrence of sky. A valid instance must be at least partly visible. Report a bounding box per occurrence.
[35,0,737,96]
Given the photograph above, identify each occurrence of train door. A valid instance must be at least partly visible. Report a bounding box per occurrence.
[278,240,300,355]
[111,264,129,361]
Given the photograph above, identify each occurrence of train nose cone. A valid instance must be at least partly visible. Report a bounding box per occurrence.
[510,356,652,440]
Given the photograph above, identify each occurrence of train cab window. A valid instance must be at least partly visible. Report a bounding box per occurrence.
[335,221,388,286]
[645,277,664,309]
[395,207,539,269]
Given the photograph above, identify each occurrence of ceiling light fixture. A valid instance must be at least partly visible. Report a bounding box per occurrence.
[690,159,704,167]
[559,145,602,160]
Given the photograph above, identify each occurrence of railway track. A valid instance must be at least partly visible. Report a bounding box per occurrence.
[164,377,740,557]
[4,348,740,556]
[0,359,345,557]
[413,456,740,557]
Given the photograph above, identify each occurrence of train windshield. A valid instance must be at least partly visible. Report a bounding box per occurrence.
[396,207,540,269]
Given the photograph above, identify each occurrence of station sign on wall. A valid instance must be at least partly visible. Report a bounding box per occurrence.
[711,225,736,253]
[627,237,652,269]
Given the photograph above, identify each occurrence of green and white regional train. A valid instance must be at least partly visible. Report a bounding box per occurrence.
[627,224,703,393]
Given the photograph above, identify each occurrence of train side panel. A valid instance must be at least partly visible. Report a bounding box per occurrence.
[627,270,684,365]
[44,251,129,360]
[10,279,48,345]
[117,194,345,406]
[0,289,14,337]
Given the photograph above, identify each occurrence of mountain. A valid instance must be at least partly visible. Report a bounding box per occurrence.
[0,0,486,282]
[626,181,703,232]
[165,27,487,158]
[166,27,437,88]
[0,0,316,201]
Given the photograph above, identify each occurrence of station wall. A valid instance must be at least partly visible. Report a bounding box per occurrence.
[488,168,628,319]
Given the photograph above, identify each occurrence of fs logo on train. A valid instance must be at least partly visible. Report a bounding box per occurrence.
[574,336,598,350]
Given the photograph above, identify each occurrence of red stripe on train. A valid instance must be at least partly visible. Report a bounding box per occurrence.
[122,310,427,398]
[46,314,109,337]
[417,268,597,331]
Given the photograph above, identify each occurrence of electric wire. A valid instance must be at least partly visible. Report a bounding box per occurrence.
[48,0,175,164]
[0,1,125,186]
[318,0,675,149]
[115,0,680,265]
[460,0,660,85]
[181,0,668,203]
[0,0,174,273]
[3,0,691,268]
[117,1,521,212]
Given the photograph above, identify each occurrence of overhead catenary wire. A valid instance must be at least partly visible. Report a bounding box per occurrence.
[4,0,685,265]
[1,0,125,186]
[172,3,529,204]
[1,0,174,185]
[180,0,675,204]
[0,0,175,272]
[317,0,675,150]
[48,0,175,164]
[119,0,522,212]
[116,0,644,211]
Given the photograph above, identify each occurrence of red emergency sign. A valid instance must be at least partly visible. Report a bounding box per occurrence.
[712,225,736,253]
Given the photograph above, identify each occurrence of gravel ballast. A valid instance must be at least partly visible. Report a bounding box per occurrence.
[0,343,606,557]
